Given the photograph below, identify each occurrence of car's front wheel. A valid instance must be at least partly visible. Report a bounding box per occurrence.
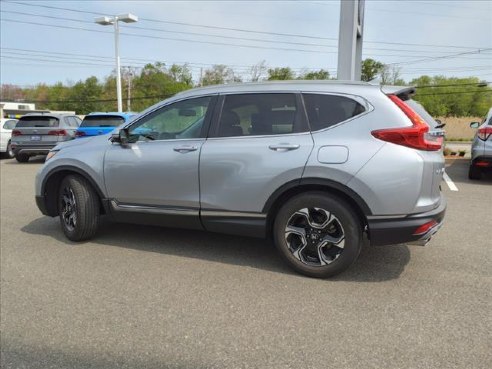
[273,192,362,278]
[58,175,100,241]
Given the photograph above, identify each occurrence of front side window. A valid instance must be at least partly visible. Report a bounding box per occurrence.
[303,94,365,131]
[129,96,212,141]
[217,93,303,137]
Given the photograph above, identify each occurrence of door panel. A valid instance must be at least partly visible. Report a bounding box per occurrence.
[200,92,314,214]
[104,139,204,208]
[200,134,314,213]
[103,95,215,228]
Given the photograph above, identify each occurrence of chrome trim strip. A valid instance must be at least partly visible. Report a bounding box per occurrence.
[201,210,267,219]
[110,200,199,216]
[366,214,407,220]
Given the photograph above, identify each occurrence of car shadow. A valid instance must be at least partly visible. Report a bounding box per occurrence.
[445,158,492,185]
[2,155,46,164]
[21,216,410,282]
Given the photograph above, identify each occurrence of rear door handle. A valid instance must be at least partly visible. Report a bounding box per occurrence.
[269,143,300,151]
[173,145,198,153]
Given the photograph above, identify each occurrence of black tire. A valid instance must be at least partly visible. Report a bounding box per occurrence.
[4,141,14,159]
[468,165,481,180]
[58,175,100,241]
[273,192,362,278]
[15,153,29,163]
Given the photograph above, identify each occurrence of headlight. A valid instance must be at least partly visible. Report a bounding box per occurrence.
[46,150,59,161]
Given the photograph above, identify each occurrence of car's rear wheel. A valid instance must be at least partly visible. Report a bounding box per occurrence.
[468,165,482,180]
[5,141,14,159]
[273,192,362,278]
[15,153,29,163]
[58,175,100,241]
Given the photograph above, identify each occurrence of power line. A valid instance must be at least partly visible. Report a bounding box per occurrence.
[3,18,491,63]
[0,19,338,55]
[6,0,491,50]
[3,9,492,57]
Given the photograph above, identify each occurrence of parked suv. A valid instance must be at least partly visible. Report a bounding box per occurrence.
[12,113,81,162]
[469,107,492,180]
[35,82,446,278]
[75,112,136,138]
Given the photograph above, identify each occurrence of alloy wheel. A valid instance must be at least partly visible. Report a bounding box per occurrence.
[284,207,345,266]
[61,186,77,232]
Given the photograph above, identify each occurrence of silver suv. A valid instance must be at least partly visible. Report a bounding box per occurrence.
[35,81,446,278]
[469,107,492,180]
[12,113,81,163]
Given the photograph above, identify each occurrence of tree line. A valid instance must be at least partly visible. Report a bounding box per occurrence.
[1,59,490,117]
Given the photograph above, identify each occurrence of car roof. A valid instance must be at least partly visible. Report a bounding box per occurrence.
[86,112,136,118]
[173,80,379,99]
[20,113,74,119]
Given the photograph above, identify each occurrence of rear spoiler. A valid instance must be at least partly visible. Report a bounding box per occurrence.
[380,86,416,101]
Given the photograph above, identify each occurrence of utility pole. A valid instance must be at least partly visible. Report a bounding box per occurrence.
[199,68,203,87]
[337,0,365,81]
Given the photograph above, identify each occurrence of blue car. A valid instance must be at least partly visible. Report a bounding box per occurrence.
[75,112,136,138]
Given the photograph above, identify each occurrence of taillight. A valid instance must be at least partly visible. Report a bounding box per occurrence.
[75,130,86,137]
[48,129,68,136]
[477,127,492,141]
[413,220,438,235]
[12,129,22,136]
[371,94,443,151]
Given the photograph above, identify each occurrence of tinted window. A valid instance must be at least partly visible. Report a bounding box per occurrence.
[129,96,212,141]
[16,116,59,128]
[81,115,125,127]
[217,93,303,137]
[303,94,365,131]
[3,120,17,130]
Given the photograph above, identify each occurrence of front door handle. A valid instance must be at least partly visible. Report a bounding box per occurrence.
[173,145,198,153]
[269,143,300,151]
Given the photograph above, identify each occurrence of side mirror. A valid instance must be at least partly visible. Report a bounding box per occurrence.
[111,128,130,145]
[470,122,480,128]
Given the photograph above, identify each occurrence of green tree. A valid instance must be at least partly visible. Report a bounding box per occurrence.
[298,69,330,80]
[201,64,240,86]
[361,58,384,82]
[267,67,295,80]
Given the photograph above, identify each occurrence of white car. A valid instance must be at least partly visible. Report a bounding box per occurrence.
[0,118,18,159]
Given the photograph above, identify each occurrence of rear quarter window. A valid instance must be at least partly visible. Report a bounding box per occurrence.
[302,94,365,131]
[16,116,59,128]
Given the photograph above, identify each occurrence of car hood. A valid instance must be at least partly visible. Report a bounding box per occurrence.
[54,134,110,150]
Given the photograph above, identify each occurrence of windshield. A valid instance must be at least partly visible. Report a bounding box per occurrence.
[16,116,59,128]
[81,115,125,127]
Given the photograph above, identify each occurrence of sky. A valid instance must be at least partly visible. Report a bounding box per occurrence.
[0,0,491,86]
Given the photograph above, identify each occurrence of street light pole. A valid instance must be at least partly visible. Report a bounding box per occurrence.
[95,13,138,112]
[114,18,122,112]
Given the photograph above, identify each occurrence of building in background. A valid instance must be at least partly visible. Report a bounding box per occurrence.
[0,102,75,118]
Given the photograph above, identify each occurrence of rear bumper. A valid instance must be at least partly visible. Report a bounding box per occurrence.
[368,196,446,246]
[471,155,492,169]
[12,144,56,156]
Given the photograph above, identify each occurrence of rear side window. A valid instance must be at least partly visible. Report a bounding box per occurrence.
[3,120,17,129]
[217,93,305,137]
[302,94,365,131]
[81,115,125,128]
[16,116,59,128]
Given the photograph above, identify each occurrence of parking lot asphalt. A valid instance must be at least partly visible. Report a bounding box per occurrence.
[1,157,490,369]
